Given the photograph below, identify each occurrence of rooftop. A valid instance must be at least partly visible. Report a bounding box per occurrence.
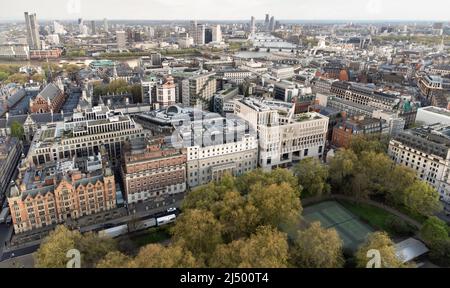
[419,106,450,118]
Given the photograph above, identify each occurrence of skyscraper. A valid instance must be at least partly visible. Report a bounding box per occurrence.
[250,16,256,35]
[264,14,270,31]
[90,20,96,35]
[24,12,41,50]
[269,16,275,32]
[116,31,126,49]
[205,27,213,44]
[103,18,109,32]
[78,18,84,34]
[211,25,222,43]
[189,21,205,45]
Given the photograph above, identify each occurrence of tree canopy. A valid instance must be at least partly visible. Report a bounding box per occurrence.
[10,121,25,140]
[290,222,344,268]
[293,158,330,198]
[355,232,406,268]
[34,226,116,268]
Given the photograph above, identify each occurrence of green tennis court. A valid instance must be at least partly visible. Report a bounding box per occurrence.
[303,201,374,251]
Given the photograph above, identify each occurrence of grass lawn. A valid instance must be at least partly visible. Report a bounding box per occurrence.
[339,200,417,237]
[129,225,172,247]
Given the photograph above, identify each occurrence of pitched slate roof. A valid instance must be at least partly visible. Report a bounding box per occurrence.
[38,83,62,101]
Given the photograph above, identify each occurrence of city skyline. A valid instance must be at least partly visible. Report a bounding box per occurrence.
[1,0,450,21]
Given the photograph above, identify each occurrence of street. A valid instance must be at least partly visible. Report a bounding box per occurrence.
[0,193,186,265]
[0,223,12,256]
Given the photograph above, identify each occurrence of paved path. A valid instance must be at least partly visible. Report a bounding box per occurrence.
[303,194,423,229]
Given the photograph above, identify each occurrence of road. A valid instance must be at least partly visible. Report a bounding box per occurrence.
[0,193,185,264]
[0,224,12,255]
[0,244,39,262]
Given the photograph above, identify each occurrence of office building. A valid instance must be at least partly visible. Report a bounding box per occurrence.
[416,106,450,126]
[181,72,217,109]
[116,31,126,49]
[189,21,205,45]
[330,81,400,111]
[388,124,450,203]
[122,138,187,204]
[269,16,275,32]
[211,25,222,43]
[234,98,329,170]
[250,16,256,35]
[205,27,213,44]
[156,76,176,107]
[264,14,270,31]
[331,116,389,148]
[271,65,295,80]
[0,44,30,60]
[90,20,96,35]
[24,12,41,50]
[8,153,117,234]
[26,106,146,166]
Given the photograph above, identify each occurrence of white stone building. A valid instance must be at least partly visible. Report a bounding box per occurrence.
[233,98,329,170]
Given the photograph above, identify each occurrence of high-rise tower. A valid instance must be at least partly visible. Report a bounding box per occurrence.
[24,12,41,50]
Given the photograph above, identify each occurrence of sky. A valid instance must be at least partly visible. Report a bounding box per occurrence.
[1,0,450,21]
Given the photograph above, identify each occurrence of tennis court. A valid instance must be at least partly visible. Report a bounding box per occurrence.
[303,201,374,251]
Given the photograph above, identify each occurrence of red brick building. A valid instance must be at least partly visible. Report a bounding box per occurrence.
[331,116,389,148]
[29,48,62,60]
[29,80,65,114]
[122,138,187,204]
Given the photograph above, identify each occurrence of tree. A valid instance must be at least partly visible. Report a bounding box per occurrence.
[419,217,449,245]
[329,149,358,194]
[0,71,8,82]
[211,226,289,268]
[355,152,393,199]
[34,225,117,268]
[34,226,81,268]
[181,182,222,212]
[403,181,442,217]
[429,239,450,267]
[355,232,405,268]
[236,168,299,195]
[130,243,198,268]
[290,222,344,268]
[96,251,131,268]
[385,166,418,206]
[76,232,117,267]
[248,182,301,231]
[6,73,28,85]
[348,135,388,156]
[215,190,261,241]
[31,73,44,83]
[294,158,330,198]
[171,209,223,260]
[10,121,24,140]
[130,84,142,103]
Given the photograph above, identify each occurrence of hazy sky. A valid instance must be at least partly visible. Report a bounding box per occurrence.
[1,0,450,21]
